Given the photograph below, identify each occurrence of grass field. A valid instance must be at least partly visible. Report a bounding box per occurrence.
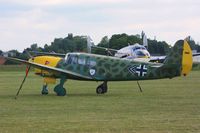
[0,66,200,133]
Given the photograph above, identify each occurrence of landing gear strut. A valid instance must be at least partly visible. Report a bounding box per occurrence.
[15,65,31,99]
[96,81,108,94]
[54,77,67,96]
[137,81,143,92]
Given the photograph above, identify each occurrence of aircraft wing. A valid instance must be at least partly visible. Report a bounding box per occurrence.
[150,53,200,63]
[193,53,200,57]
[193,55,200,63]
[6,57,92,80]
[149,56,166,63]
[92,46,118,52]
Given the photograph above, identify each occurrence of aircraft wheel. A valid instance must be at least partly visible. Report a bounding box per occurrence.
[96,85,104,94]
[58,88,66,96]
[41,85,48,95]
[54,85,66,96]
[57,87,66,96]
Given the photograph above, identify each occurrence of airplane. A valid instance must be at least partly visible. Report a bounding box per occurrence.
[4,39,192,97]
[88,35,151,62]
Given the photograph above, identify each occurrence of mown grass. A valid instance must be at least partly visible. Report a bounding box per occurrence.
[0,66,200,133]
[0,65,29,71]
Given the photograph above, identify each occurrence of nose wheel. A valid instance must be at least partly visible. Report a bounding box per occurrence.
[96,81,108,94]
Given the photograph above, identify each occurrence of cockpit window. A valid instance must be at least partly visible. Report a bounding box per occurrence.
[78,57,86,65]
[66,54,78,64]
[135,51,146,56]
[132,46,146,51]
[86,58,96,67]
[65,54,97,66]
[89,60,96,67]
[133,46,140,51]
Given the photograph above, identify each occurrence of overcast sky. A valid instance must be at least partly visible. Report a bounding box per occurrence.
[0,0,199,51]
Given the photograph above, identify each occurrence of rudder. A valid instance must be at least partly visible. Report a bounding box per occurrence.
[181,40,193,76]
[164,40,192,76]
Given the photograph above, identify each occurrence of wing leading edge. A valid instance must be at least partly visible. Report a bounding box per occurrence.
[6,57,92,80]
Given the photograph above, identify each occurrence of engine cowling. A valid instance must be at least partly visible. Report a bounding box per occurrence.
[29,56,62,84]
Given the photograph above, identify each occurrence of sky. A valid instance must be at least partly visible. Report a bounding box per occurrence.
[0,0,200,52]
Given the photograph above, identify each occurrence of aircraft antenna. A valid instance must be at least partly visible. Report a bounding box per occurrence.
[137,81,143,92]
[15,65,31,99]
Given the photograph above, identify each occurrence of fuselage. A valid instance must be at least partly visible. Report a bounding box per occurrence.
[52,52,179,81]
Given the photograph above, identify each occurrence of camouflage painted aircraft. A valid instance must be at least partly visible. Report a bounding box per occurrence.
[6,40,192,97]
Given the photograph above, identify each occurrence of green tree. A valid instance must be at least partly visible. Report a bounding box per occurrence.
[148,40,170,55]
[43,35,87,53]
[30,43,38,51]
[93,36,110,55]
[98,36,109,47]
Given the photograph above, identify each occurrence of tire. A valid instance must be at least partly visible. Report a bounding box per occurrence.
[59,88,66,96]
[41,85,48,95]
[96,86,104,94]
[54,85,66,96]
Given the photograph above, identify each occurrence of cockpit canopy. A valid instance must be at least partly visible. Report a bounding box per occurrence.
[135,50,150,58]
[132,45,146,51]
[64,53,96,67]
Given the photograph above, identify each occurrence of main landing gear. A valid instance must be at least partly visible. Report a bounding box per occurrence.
[53,77,67,96]
[96,81,108,94]
[41,78,107,96]
[41,77,67,96]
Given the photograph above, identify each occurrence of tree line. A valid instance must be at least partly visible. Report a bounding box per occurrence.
[1,33,200,64]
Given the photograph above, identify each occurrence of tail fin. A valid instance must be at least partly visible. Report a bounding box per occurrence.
[87,36,95,53]
[164,40,192,76]
[143,34,148,49]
